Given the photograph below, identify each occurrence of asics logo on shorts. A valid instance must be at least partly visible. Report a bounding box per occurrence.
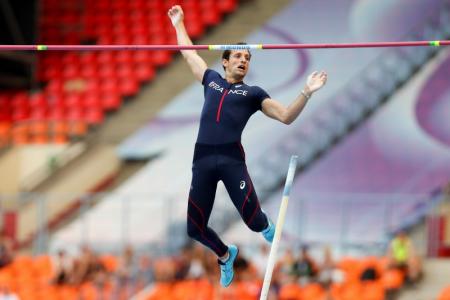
[240,181,246,189]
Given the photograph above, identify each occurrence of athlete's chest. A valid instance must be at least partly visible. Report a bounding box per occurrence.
[205,80,253,105]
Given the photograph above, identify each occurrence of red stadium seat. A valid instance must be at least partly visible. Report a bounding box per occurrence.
[151,50,172,66]
[48,107,66,121]
[83,93,103,109]
[97,52,116,65]
[11,92,29,109]
[66,107,84,121]
[218,0,237,13]
[102,93,122,111]
[134,51,153,65]
[65,93,83,109]
[12,107,30,122]
[116,51,134,64]
[98,65,116,79]
[81,65,99,78]
[46,80,64,94]
[30,108,48,121]
[119,78,139,96]
[62,64,81,79]
[29,93,47,109]
[85,108,104,125]
[117,64,135,79]
[135,64,156,82]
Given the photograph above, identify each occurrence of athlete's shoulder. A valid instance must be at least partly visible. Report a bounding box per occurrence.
[248,85,270,98]
[202,69,223,85]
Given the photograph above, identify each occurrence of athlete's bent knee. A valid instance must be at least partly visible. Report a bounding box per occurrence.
[187,222,202,240]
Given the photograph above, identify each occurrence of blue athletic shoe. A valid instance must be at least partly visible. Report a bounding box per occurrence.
[218,245,239,287]
[261,218,275,243]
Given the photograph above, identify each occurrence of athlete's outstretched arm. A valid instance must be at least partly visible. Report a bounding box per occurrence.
[261,71,327,124]
[168,5,207,82]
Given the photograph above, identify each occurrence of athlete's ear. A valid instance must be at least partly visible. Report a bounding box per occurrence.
[222,58,228,71]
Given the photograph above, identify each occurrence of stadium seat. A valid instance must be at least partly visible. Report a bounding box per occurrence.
[362,281,385,300]
[438,285,450,300]
[0,122,11,146]
[381,269,404,290]
[279,283,302,300]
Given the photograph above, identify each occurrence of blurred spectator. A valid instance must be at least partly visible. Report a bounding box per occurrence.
[187,243,207,279]
[318,246,344,288]
[153,256,177,282]
[275,247,297,285]
[51,249,73,285]
[386,230,422,284]
[135,254,154,288]
[0,232,13,269]
[234,251,258,281]
[174,243,207,280]
[71,245,106,284]
[294,245,318,285]
[116,245,138,284]
[174,245,192,280]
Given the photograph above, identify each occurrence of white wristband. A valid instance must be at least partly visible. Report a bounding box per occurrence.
[301,90,311,100]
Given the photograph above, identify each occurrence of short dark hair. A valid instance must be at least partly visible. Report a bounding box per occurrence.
[222,42,252,70]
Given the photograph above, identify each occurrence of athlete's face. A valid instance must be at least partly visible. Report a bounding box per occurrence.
[223,50,251,80]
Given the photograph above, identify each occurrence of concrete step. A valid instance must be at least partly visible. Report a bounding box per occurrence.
[397,258,450,300]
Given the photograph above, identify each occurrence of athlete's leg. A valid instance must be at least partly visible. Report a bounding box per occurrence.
[221,162,269,232]
[187,167,228,257]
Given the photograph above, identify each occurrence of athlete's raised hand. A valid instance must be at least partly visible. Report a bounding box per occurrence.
[306,71,327,94]
[168,5,184,27]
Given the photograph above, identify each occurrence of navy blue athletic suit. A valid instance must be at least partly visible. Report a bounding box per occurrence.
[187,69,270,257]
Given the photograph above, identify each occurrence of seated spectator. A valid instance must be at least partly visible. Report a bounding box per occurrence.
[0,232,13,269]
[386,230,422,284]
[186,243,207,279]
[275,247,297,285]
[294,245,319,285]
[71,245,106,284]
[116,245,138,284]
[51,249,73,285]
[234,251,258,281]
[135,254,154,288]
[318,246,344,288]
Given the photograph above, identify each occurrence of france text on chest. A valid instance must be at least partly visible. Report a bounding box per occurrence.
[208,81,248,96]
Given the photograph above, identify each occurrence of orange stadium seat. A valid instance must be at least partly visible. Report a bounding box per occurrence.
[234,280,261,300]
[438,285,450,300]
[381,269,404,290]
[302,283,325,300]
[279,283,303,300]
[362,281,385,300]
[11,123,30,145]
[0,122,11,146]
[146,282,172,300]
